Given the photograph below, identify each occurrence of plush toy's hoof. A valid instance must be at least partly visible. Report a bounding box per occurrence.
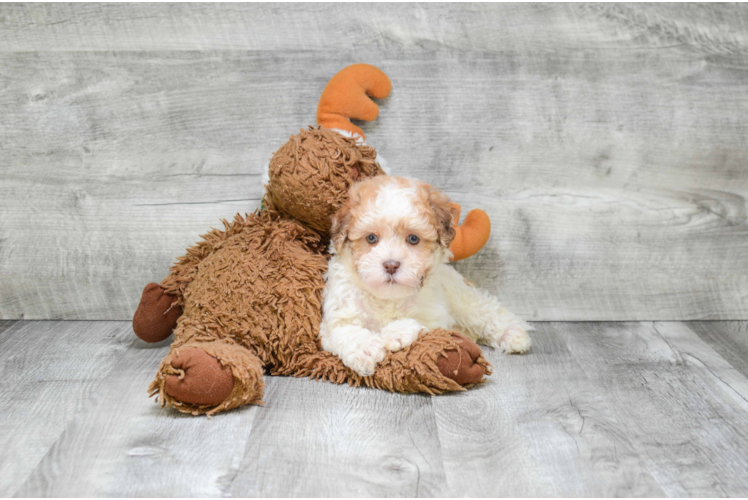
[133,283,182,343]
[437,334,486,385]
[164,348,235,406]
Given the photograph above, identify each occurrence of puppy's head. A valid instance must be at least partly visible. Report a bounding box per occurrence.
[331,176,457,299]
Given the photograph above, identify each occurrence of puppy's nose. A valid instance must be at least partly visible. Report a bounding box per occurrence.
[383,261,400,275]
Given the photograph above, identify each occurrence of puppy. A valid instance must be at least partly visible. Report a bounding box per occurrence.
[320,176,531,376]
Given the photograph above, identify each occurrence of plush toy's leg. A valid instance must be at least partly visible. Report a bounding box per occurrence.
[135,215,252,342]
[295,329,491,394]
[132,283,182,343]
[149,340,264,416]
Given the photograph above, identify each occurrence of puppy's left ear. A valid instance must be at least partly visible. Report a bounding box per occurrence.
[428,187,458,248]
[331,199,353,251]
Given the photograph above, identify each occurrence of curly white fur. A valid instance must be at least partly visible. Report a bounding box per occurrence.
[320,176,531,376]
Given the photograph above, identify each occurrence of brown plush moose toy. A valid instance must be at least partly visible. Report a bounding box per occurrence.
[133,64,492,416]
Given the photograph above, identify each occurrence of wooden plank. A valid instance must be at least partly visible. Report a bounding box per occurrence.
[687,321,748,379]
[2,4,746,53]
[451,188,748,321]
[6,320,748,496]
[431,322,663,496]
[14,327,261,497]
[0,321,17,336]
[2,47,748,321]
[0,321,132,496]
[229,376,446,497]
[553,321,748,496]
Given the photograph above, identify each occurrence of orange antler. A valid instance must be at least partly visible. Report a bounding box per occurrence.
[317,64,392,140]
[449,203,491,261]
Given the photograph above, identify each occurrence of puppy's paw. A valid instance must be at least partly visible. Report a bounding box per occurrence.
[380,319,425,352]
[345,340,387,377]
[499,328,532,354]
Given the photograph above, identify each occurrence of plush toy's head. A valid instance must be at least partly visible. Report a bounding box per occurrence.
[264,127,384,235]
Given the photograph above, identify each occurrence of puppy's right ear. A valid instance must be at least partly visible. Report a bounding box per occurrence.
[426,186,458,249]
[331,199,353,252]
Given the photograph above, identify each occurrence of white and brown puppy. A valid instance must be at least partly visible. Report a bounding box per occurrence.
[320,176,531,376]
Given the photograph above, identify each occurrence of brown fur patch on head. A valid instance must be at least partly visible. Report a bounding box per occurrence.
[265,127,385,235]
[330,196,353,251]
[331,175,380,251]
[415,180,457,249]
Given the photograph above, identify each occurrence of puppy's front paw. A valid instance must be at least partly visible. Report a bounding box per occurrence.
[499,328,531,354]
[380,319,425,352]
[345,340,387,377]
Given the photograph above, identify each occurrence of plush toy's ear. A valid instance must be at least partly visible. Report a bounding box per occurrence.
[317,64,392,140]
[449,203,491,261]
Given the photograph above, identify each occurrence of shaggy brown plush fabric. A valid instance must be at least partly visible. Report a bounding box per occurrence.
[143,127,490,416]
[296,328,491,394]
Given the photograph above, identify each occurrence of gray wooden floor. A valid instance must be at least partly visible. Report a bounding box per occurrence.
[2,320,748,497]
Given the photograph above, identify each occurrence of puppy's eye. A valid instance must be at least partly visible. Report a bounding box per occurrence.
[366,234,379,244]
[407,234,420,245]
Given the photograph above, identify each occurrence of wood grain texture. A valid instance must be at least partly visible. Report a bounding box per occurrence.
[12,332,261,497]
[686,321,748,380]
[432,322,663,497]
[0,321,132,496]
[1,4,748,320]
[7,321,748,496]
[229,377,445,497]
[1,4,747,54]
[555,321,748,497]
[0,321,17,336]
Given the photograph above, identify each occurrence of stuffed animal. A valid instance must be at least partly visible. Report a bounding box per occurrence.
[133,64,493,416]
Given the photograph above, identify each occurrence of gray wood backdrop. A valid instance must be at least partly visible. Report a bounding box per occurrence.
[1,3,747,321]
